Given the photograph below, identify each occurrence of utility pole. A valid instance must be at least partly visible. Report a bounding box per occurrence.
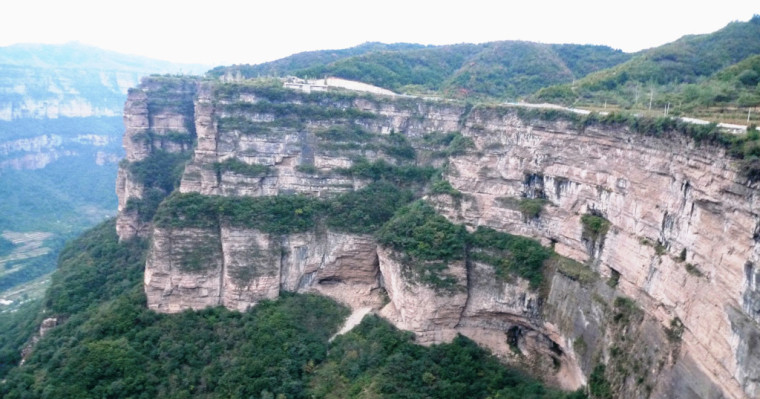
[749,108,752,124]
[648,87,653,111]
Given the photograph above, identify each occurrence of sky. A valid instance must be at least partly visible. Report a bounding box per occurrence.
[1,0,757,67]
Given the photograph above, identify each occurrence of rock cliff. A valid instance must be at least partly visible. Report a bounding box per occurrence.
[117,77,760,398]
[115,76,199,240]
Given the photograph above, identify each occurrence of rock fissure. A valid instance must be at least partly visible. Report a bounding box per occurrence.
[216,219,225,307]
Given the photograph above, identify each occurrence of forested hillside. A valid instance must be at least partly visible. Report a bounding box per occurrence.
[210,41,630,99]
[211,16,760,124]
[0,220,583,399]
[534,15,760,119]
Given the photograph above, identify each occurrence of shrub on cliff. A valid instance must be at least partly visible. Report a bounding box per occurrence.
[212,158,269,177]
[126,150,189,193]
[376,201,467,262]
[469,226,552,288]
[581,213,611,242]
[153,192,323,234]
[335,158,437,186]
[326,181,414,234]
[123,150,191,222]
[152,192,220,229]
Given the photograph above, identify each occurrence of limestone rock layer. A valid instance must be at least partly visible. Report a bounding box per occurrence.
[117,77,760,398]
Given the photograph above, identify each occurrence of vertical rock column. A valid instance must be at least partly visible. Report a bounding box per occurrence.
[377,246,469,344]
[116,77,199,241]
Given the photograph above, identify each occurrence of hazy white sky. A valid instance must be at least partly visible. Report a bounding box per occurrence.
[1,0,757,66]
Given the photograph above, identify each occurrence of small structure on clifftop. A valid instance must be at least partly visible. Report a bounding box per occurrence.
[283,76,396,96]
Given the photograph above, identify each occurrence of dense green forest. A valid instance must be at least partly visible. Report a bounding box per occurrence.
[210,41,630,100]
[209,16,760,123]
[0,152,119,233]
[0,116,123,299]
[208,42,428,78]
[534,15,760,115]
[0,219,584,398]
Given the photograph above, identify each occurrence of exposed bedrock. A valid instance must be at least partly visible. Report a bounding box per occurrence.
[118,78,760,398]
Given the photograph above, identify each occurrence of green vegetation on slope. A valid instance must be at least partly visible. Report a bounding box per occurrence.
[335,158,438,186]
[312,314,585,399]
[296,44,482,94]
[534,15,760,115]
[207,16,759,121]
[123,150,192,222]
[469,226,552,289]
[1,218,585,398]
[153,192,323,233]
[0,219,350,398]
[668,54,760,111]
[153,182,415,236]
[0,124,122,295]
[376,200,467,262]
[209,41,629,100]
[0,300,42,377]
[43,220,148,315]
[326,181,414,234]
[207,42,428,78]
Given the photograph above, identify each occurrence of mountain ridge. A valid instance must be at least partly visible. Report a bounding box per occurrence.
[0,41,210,73]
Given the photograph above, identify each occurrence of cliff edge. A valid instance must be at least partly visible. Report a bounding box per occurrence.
[116,76,760,398]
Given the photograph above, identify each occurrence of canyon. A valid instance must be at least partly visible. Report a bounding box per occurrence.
[116,76,760,398]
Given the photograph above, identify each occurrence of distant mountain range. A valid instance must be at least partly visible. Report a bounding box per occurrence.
[212,15,760,121]
[0,43,208,305]
[0,42,209,121]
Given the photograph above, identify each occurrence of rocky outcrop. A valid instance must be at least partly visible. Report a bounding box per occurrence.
[0,65,127,121]
[378,246,468,344]
[0,133,120,171]
[20,317,58,364]
[439,111,759,398]
[115,76,199,240]
[118,77,760,398]
[145,226,386,313]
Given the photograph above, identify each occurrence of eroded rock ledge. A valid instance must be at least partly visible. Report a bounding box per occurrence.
[117,76,760,398]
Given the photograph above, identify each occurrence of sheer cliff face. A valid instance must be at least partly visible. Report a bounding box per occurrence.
[442,111,760,398]
[116,77,198,240]
[117,78,760,398]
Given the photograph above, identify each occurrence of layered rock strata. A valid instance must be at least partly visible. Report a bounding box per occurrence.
[116,76,199,240]
[117,77,760,398]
